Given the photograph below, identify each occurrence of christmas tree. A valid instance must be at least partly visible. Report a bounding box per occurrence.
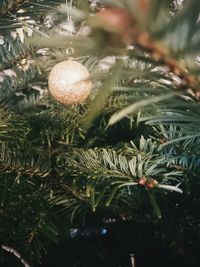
[0,0,200,266]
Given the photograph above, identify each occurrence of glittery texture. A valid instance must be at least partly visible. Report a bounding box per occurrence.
[48,60,92,105]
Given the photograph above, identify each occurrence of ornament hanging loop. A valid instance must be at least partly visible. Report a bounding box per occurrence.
[66,47,75,57]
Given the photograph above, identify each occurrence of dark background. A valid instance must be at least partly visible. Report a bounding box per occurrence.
[38,221,200,267]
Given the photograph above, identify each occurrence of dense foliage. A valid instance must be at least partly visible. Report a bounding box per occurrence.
[0,0,200,266]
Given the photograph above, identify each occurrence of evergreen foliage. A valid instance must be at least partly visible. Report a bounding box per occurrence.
[0,0,200,266]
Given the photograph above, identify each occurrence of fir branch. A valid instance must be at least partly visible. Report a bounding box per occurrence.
[62,184,85,201]
[0,0,66,31]
[0,141,51,178]
[0,0,27,17]
[0,113,28,135]
[67,142,182,190]
[88,2,200,94]
[132,32,200,93]
[153,125,200,170]
[0,66,45,111]
[63,142,182,216]
[0,37,37,72]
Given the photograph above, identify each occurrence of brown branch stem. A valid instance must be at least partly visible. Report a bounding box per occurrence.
[133,31,199,92]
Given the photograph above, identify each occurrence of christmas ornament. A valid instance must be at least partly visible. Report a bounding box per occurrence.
[48,60,92,105]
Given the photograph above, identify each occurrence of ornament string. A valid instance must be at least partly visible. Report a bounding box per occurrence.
[66,0,73,28]
[2,245,30,267]
[66,0,75,58]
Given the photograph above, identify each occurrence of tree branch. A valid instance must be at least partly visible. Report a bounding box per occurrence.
[134,32,199,92]
[62,184,85,201]
[2,245,30,267]
[0,0,27,17]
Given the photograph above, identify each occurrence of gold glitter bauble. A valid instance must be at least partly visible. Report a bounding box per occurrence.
[48,60,92,105]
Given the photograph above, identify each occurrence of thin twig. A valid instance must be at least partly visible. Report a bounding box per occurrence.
[2,245,30,267]
[62,184,85,201]
[130,253,136,267]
